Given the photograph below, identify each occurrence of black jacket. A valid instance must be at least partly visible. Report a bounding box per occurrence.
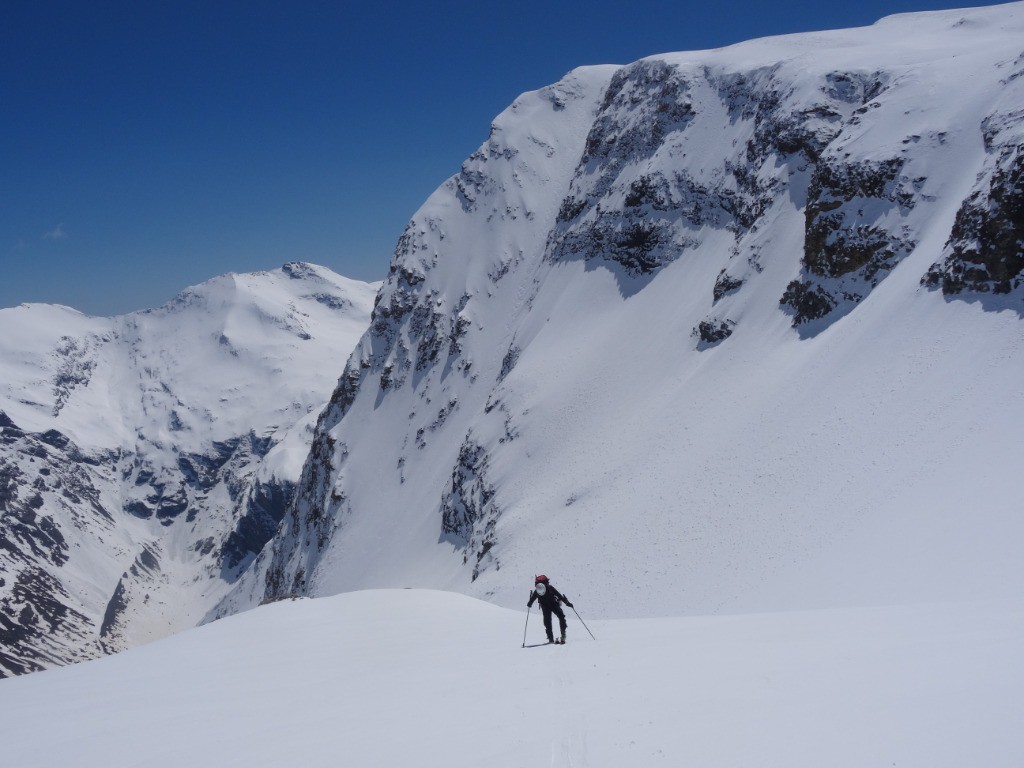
[528,584,572,611]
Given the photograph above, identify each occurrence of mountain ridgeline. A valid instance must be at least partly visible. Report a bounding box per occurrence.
[215,5,1024,621]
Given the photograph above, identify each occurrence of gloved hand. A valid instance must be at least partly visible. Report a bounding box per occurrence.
[564,599,573,608]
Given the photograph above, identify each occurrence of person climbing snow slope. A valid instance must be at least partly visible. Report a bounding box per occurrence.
[527,574,573,644]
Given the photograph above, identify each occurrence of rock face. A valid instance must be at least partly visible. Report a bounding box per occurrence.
[0,417,113,675]
[0,264,376,676]
[782,154,918,330]
[213,5,1024,625]
[924,101,1024,301]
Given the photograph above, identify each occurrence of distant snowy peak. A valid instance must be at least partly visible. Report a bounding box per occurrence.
[0,263,378,677]
[216,3,1024,622]
[0,262,377,444]
[155,261,368,331]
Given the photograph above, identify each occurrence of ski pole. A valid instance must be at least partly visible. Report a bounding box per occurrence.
[522,602,531,647]
[570,604,596,640]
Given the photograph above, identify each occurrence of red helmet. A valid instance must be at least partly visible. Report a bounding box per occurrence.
[535,574,549,584]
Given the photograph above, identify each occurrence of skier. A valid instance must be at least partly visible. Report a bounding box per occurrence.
[527,574,573,644]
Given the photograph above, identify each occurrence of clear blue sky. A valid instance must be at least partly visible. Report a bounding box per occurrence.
[2,0,988,315]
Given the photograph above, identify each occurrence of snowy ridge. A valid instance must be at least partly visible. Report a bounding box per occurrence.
[0,263,377,676]
[217,3,1024,620]
[3,590,1023,767]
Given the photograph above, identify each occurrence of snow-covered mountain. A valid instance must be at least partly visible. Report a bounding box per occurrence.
[216,3,1024,621]
[4,5,1023,763]
[0,263,377,676]
[4,3,1024,686]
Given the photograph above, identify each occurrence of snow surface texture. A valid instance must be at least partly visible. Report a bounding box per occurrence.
[218,3,1024,622]
[0,263,378,676]
[2,590,1023,767]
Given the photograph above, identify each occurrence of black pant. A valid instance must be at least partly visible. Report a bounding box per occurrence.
[542,604,567,641]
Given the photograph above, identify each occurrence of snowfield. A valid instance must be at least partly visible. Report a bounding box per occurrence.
[1,589,1022,767]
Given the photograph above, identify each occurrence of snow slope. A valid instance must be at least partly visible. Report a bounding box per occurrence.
[218,3,1024,621]
[2,590,1022,767]
[0,263,378,675]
